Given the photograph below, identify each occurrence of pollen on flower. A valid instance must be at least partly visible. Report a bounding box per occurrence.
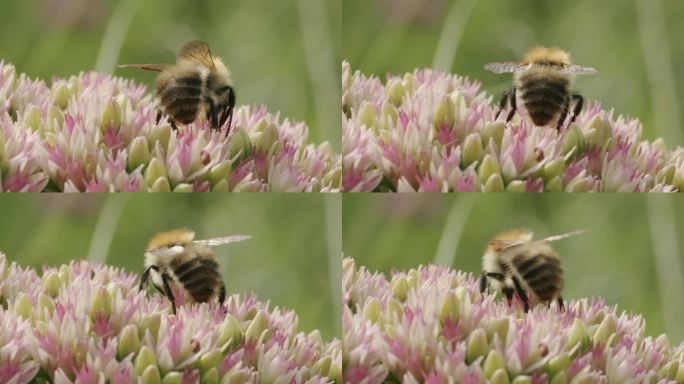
[342,61,684,192]
[343,257,684,383]
[0,253,340,383]
[0,61,340,192]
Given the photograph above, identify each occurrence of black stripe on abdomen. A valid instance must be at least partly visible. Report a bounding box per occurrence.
[513,254,563,301]
[519,79,569,126]
[172,258,221,303]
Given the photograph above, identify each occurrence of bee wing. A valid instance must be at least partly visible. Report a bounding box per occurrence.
[118,64,169,72]
[177,40,215,69]
[560,65,598,75]
[536,229,586,243]
[193,235,251,247]
[484,61,527,74]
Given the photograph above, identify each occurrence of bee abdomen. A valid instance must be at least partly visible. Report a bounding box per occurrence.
[171,258,221,303]
[158,75,204,124]
[513,255,564,301]
[519,78,569,126]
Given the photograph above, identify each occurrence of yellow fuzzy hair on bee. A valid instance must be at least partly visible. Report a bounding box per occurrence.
[523,47,571,65]
[488,228,534,251]
[146,229,196,250]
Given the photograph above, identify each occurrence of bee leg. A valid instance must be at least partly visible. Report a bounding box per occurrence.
[511,276,530,313]
[155,110,163,125]
[570,94,584,122]
[218,282,226,305]
[495,89,511,119]
[479,274,488,293]
[218,86,236,136]
[207,98,219,131]
[557,296,565,311]
[556,98,570,131]
[160,272,177,315]
[139,265,160,291]
[170,120,178,131]
[505,87,517,123]
[503,287,514,305]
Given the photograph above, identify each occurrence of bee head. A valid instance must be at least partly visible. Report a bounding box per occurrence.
[523,46,571,67]
[146,228,196,252]
[488,228,534,252]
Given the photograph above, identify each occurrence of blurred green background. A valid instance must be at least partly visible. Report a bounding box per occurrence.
[0,0,340,150]
[343,0,684,147]
[343,194,684,343]
[0,194,341,339]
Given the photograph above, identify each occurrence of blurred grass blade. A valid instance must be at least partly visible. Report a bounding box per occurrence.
[647,196,684,342]
[432,0,479,71]
[634,0,682,144]
[433,195,476,266]
[95,0,140,73]
[87,195,129,263]
[296,0,339,150]
[325,195,342,334]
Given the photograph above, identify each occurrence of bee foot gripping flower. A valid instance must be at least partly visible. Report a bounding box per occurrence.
[0,253,341,383]
[0,61,341,192]
[343,257,684,383]
[342,61,684,192]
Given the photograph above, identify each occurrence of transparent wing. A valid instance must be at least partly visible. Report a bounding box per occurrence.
[194,235,251,247]
[536,229,586,243]
[177,40,215,69]
[560,65,598,75]
[118,63,169,72]
[484,61,527,74]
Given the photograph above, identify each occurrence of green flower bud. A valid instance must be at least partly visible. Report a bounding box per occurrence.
[482,122,506,149]
[212,179,230,192]
[565,175,594,192]
[391,276,410,302]
[545,176,563,192]
[434,96,455,129]
[149,125,172,152]
[546,352,569,376]
[660,360,678,380]
[358,102,377,129]
[505,180,526,192]
[200,349,222,372]
[47,105,65,132]
[89,287,111,320]
[253,122,279,153]
[58,264,71,285]
[209,161,231,185]
[478,155,501,184]
[139,313,161,341]
[218,314,243,349]
[483,350,506,378]
[486,318,509,343]
[381,101,398,126]
[145,158,167,188]
[562,124,585,156]
[43,271,61,297]
[462,133,484,167]
[362,297,382,324]
[140,365,162,384]
[37,293,55,317]
[149,177,171,192]
[550,372,567,384]
[583,116,611,149]
[438,291,460,324]
[657,164,675,185]
[128,136,151,171]
[201,368,219,384]
[161,372,182,384]
[386,298,403,321]
[542,158,565,182]
[13,293,33,320]
[511,376,531,384]
[466,328,488,363]
[228,127,253,161]
[100,99,122,131]
[490,369,510,384]
[386,80,405,106]
[135,346,157,375]
[118,324,141,359]
[593,314,616,345]
[23,105,42,132]
[245,310,268,342]
[313,355,332,377]
[172,183,193,193]
[484,174,504,192]
[565,319,590,353]
[52,83,71,109]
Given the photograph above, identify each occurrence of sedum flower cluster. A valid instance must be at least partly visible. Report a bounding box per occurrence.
[342,61,684,192]
[0,253,341,383]
[343,257,684,383]
[0,61,341,192]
